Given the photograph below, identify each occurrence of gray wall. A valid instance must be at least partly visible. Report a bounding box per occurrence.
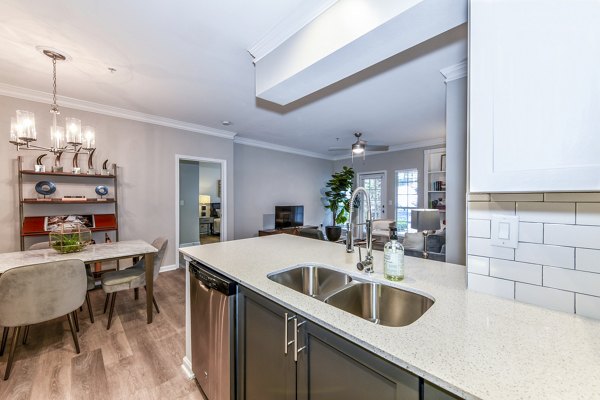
[199,161,222,202]
[234,144,333,239]
[179,160,200,245]
[333,146,444,221]
[0,95,234,267]
[445,77,467,265]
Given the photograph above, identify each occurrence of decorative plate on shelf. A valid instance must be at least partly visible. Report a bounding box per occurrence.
[35,180,56,196]
[95,185,109,197]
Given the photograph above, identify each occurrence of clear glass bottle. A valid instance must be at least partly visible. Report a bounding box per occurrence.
[384,227,404,281]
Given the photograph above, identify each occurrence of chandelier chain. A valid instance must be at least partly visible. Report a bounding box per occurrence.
[51,56,59,114]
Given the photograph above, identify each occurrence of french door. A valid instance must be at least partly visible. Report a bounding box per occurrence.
[358,172,386,221]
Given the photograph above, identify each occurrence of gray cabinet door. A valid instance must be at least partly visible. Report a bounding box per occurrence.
[237,287,296,400]
[297,320,420,400]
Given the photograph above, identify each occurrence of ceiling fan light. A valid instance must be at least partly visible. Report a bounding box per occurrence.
[352,143,364,154]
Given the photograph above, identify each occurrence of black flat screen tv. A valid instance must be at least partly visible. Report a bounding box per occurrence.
[275,205,304,229]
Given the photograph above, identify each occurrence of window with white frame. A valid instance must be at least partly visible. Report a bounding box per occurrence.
[396,169,418,233]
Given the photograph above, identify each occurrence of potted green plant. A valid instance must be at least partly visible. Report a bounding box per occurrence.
[323,166,355,241]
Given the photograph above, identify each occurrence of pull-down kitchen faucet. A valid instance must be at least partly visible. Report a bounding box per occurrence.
[346,187,373,273]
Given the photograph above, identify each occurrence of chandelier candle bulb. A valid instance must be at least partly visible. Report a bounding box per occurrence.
[16,110,36,142]
[82,126,95,150]
[9,117,23,145]
[51,125,65,149]
[65,117,82,145]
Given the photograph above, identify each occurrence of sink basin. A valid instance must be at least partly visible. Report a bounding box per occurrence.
[324,282,434,327]
[268,265,352,299]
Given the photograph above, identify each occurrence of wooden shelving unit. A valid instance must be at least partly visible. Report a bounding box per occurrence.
[17,156,119,250]
[423,148,446,226]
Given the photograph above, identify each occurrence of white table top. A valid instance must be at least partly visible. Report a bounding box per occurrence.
[0,240,157,274]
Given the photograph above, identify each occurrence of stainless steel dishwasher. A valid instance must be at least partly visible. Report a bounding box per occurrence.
[189,260,236,400]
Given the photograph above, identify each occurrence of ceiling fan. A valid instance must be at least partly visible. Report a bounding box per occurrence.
[328,132,390,159]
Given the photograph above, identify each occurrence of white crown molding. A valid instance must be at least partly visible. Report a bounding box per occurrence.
[440,59,468,83]
[247,0,338,63]
[331,138,446,161]
[0,82,237,140]
[234,136,332,160]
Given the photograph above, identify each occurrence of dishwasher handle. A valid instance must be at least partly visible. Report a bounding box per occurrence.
[189,261,236,296]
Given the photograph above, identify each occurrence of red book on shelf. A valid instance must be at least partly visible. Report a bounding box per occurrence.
[22,214,117,236]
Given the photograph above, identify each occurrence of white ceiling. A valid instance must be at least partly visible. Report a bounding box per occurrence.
[0,0,467,157]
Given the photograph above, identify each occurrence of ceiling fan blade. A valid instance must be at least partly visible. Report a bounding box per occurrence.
[364,145,389,151]
[328,147,349,152]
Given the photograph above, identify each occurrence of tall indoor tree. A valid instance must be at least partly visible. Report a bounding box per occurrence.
[323,166,354,241]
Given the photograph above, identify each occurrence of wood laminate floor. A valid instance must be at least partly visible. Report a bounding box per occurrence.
[0,269,205,400]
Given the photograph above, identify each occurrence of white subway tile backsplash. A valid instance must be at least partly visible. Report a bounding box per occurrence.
[543,266,600,297]
[468,193,490,202]
[468,237,515,260]
[576,203,600,225]
[576,294,600,320]
[490,193,543,202]
[575,248,600,273]
[490,259,542,285]
[468,219,491,238]
[515,283,574,313]
[545,193,600,202]
[468,273,515,300]
[468,202,515,219]
[516,202,575,224]
[544,224,600,250]
[515,242,574,269]
[467,193,600,319]
[467,255,490,275]
[518,222,543,243]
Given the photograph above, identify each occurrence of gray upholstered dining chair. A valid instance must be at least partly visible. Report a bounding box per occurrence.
[28,241,96,323]
[0,260,87,380]
[101,237,167,330]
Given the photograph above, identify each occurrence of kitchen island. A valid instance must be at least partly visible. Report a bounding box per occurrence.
[180,234,600,400]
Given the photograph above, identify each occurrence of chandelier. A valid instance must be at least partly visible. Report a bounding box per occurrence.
[8,49,96,155]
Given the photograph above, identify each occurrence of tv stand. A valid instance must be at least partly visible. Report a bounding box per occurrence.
[258,225,319,237]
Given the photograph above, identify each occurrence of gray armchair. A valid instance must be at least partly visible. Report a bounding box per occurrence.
[0,260,87,380]
[101,237,168,330]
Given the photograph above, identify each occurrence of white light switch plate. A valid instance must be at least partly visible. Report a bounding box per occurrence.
[491,215,519,248]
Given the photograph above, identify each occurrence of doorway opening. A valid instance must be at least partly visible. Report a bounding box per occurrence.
[358,171,387,221]
[176,155,226,267]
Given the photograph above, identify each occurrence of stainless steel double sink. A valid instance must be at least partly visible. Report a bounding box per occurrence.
[268,265,434,327]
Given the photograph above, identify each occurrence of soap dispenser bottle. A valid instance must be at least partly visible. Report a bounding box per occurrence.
[384,227,404,281]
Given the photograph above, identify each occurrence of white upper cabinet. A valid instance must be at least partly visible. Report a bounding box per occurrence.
[469,0,600,192]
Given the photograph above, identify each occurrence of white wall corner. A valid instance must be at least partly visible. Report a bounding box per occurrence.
[248,0,339,63]
[0,82,237,140]
[181,356,195,380]
[440,59,468,83]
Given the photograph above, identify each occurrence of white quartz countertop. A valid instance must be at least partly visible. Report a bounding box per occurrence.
[180,235,600,400]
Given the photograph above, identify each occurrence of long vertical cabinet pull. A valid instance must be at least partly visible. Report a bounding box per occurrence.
[294,319,306,362]
[284,312,296,355]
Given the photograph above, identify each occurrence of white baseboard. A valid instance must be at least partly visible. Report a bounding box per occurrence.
[181,356,195,380]
[159,264,180,273]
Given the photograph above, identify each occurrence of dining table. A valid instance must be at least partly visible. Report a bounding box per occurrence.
[0,240,158,323]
